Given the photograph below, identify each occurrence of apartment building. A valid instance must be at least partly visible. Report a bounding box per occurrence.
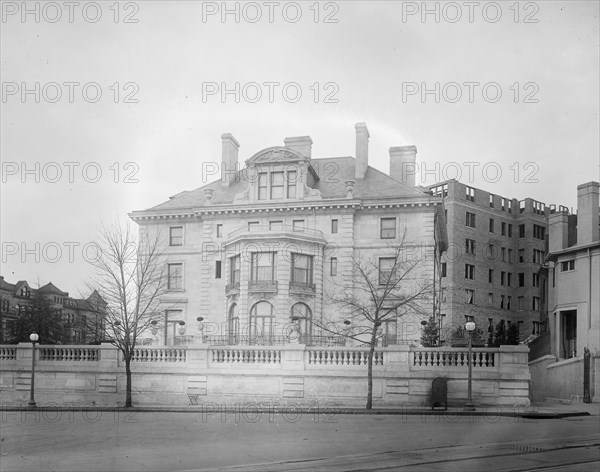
[428,180,566,342]
[130,123,447,346]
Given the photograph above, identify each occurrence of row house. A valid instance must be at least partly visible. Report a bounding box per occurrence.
[0,276,106,344]
[130,123,447,347]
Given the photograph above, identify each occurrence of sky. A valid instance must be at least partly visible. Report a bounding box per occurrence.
[1,0,599,296]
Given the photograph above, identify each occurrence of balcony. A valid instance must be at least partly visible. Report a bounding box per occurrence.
[226,224,326,247]
[225,282,240,295]
[248,280,278,293]
[289,281,316,295]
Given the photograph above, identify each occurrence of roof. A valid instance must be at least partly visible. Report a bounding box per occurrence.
[37,282,68,296]
[143,156,432,213]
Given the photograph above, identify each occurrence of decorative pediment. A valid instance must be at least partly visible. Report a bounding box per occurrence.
[246,147,307,165]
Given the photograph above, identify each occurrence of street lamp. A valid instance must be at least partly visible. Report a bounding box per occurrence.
[28,332,39,408]
[464,320,476,411]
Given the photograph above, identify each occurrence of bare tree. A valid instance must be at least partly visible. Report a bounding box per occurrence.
[312,236,433,409]
[87,220,166,407]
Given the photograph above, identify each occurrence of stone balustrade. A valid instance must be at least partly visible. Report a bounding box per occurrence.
[0,342,531,408]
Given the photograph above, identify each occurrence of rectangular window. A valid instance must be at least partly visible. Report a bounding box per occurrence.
[501,271,506,285]
[508,249,513,263]
[533,249,545,264]
[465,289,475,305]
[466,186,475,202]
[501,247,506,262]
[465,239,475,255]
[330,257,338,276]
[431,184,448,197]
[230,255,240,285]
[508,224,513,238]
[519,224,525,238]
[466,212,476,228]
[507,296,511,310]
[441,262,447,277]
[501,197,507,212]
[488,293,493,306]
[518,272,525,287]
[248,221,259,231]
[379,257,396,285]
[532,273,540,287]
[501,222,506,236]
[518,296,524,310]
[216,224,223,238]
[507,272,512,287]
[251,252,276,281]
[489,218,495,233]
[500,295,505,309]
[518,249,525,263]
[488,244,495,259]
[169,227,183,246]
[215,261,222,279]
[465,264,475,279]
[292,220,305,231]
[331,219,338,233]
[167,263,183,290]
[488,269,494,283]
[489,194,494,208]
[291,253,314,285]
[533,224,546,240]
[270,171,284,199]
[561,260,575,271]
[533,296,540,310]
[258,172,268,200]
[380,217,397,239]
[287,170,297,198]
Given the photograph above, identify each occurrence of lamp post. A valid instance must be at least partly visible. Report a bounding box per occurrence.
[464,320,476,411]
[28,332,39,408]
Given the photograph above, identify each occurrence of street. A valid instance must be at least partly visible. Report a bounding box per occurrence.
[1,410,598,471]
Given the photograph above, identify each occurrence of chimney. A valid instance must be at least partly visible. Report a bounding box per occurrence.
[549,211,570,252]
[354,122,369,179]
[389,146,417,187]
[577,181,600,245]
[284,136,312,159]
[221,133,239,187]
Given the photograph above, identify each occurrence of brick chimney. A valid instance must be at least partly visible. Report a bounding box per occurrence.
[354,122,369,179]
[577,181,600,245]
[221,133,239,187]
[549,211,570,252]
[390,146,417,187]
[284,136,312,159]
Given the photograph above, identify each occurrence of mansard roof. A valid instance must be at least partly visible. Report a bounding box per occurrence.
[144,156,430,213]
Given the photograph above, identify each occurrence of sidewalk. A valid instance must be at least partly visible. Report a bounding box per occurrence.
[1,400,597,418]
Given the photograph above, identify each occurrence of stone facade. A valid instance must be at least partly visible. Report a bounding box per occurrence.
[0,343,530,408]
[130,124,447,347]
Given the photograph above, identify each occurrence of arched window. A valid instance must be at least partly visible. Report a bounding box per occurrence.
[228,303,239,345]
[249,301,275,344]
[291,303,312,344]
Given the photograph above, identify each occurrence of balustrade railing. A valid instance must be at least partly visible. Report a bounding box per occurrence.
[39,347,100,362]
[248,280,278,292]
[0,347,17,360]
[211,347,282,364]
[306,348,383,366]
[412,349,495,368]
[228,224,324,239]
[130,348,186,362]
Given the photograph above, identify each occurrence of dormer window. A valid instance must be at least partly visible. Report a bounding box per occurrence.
[257,169,300,201]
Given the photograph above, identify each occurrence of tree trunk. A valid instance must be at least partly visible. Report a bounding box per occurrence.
[366,327,379,409]
[125,356,132,408]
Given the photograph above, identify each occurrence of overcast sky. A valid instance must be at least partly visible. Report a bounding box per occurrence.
[1,0,599,296]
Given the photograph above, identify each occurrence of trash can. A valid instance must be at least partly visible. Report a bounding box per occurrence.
[431,377,447,411]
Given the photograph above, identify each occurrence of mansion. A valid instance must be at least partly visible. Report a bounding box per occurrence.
[130,124,448,346]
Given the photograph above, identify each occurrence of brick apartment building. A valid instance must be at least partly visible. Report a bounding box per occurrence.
[428,180,568,342]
